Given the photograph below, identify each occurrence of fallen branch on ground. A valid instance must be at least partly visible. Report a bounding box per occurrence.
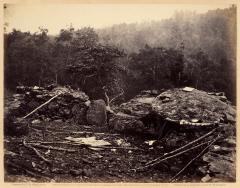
[88,145,144,151]
[21,93,62,120]
[146,128,217,165]
[27,141,143,151]
[170,136,220,182]
[23,139,51,164]
[71,131,120,136]
[133,140,212,172]
[28,143,76,152]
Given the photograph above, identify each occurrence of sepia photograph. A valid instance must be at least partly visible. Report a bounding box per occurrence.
[2,0,237,184]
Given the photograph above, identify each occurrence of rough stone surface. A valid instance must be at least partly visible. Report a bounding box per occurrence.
[86,99,107,126]
[152,88,236,124]
[5,86,89,123]
[117,90,160,118]
[109,112,145,132]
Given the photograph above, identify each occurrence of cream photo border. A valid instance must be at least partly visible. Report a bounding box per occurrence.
[0,0,239,188]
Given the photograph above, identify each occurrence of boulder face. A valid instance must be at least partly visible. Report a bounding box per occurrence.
[152,88,236,125]
[86,99,107,126]
[110,90,162,134]
[117,90,161,118]
[109,112,146,133]
[110,88,236,135]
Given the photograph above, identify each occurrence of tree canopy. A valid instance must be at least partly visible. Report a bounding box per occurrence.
[4,5,236,103]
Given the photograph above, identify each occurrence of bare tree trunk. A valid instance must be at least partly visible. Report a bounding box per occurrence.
[195,79,199,89]
[55,72,58,85]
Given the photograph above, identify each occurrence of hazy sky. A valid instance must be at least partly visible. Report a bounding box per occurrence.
[4,3,231,34]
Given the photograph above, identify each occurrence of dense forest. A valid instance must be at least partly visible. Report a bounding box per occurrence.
[4,5,236,104]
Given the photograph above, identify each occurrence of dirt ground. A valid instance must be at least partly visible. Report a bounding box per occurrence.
[4,119,212,183]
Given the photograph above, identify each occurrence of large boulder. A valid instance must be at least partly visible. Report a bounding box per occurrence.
[110,88,236,136]
[86,99,107,126]
[152,88,236,125]
[117,90,160,118]
[109,112,145,133]
[110,90,162,134]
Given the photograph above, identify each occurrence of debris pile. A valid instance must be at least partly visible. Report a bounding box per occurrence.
[7,86,89,123]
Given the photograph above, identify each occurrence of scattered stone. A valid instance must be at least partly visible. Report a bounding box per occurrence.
[224,137,236,146]
[115,138,131,147]
[111,149,117,152]
[201,174,212,182]
[144,140,157,146]
[197,166,208,175]
[31,119,41,124]
[182,87,194,92]
[211,145,221,152]
[70,169,83,176]
[53,119,63,123]
[83,169,92,177]
[33,86,40,90]
[219,96,227,102]
[191,119,199,123]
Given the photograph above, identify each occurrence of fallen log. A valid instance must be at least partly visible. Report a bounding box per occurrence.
[29,143,76,152]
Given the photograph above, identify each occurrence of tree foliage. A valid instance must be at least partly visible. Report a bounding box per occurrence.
[4,5,236,103]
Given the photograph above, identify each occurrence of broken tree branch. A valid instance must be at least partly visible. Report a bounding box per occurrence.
[29,143,76,152]
[21,93,62,120]
[23,139,51,164]
[28,141,143,151]
[134,140,211,172]
[30,128,121,136]
[110,88,124,104]
[103,86,110,106]
[146,128,217,165]
[88,145,144,151]
[170,136,220,182]
[103,86,115,114]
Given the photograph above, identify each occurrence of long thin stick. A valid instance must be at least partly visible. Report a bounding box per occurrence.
[21,93,61,119]
[70,131,120,136]
[134,140,211,172]
[28,141,143,151]
[110,89,124,104]
[30,128,120,136]
[146,128,217,165]
[29,143,76,152]
[23,139,51,164]
[88,145,144,151]
[170,136,219,182]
